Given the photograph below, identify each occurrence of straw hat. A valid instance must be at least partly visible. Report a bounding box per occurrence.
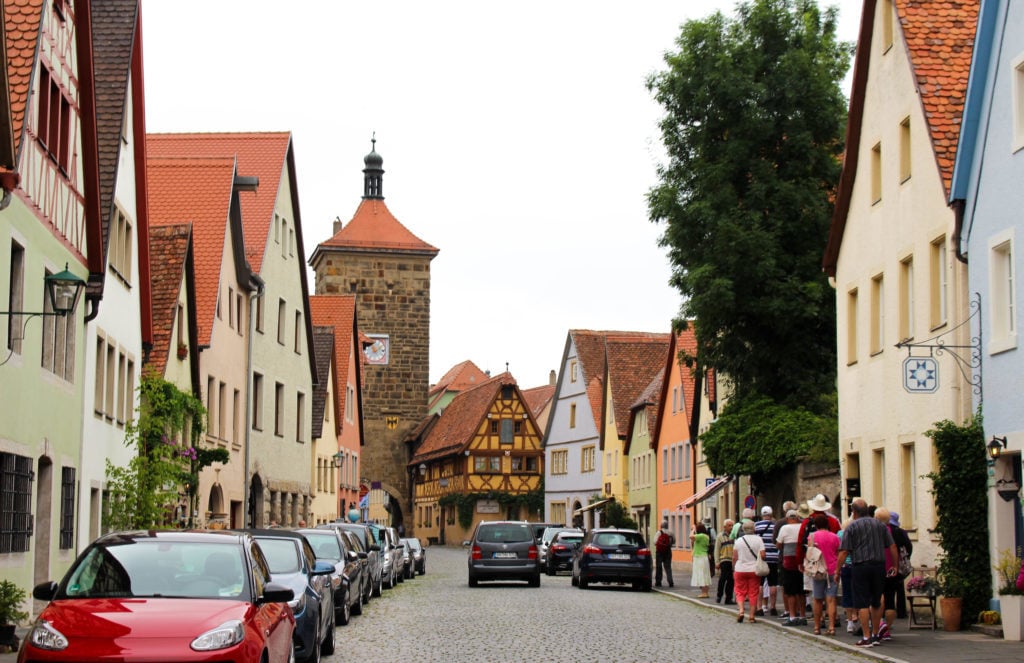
[807,494,832,512]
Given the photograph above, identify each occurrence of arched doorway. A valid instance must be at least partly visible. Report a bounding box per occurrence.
[248,475,264,528]
[572,500,583,529]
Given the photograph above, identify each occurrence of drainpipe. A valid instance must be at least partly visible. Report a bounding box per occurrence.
[243,276,265,526]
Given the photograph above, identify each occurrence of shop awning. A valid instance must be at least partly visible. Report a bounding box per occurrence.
[677,476,732,510]
[573,498,612,516]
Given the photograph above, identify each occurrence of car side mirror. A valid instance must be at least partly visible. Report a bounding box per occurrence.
[462,540,471,547]
[312,561,334,576]
[33,581,58,601]
[357,551,368,559]
[347,550,359,562]
[261,582,294,604]
[369,544,381,552]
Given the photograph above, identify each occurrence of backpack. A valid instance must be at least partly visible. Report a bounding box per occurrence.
[655,531,672,554]
[803,534,828,581]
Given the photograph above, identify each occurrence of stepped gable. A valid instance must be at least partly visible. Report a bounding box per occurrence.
[91,0,138,266]
[411,372,517,464]
[147,132,292,272]
[521,384,555,419]
[605,332,672,441]
[319,197,439,256]
[146,222,190,376]
[3,0,44,154]
[309,294,359,438]
[146,154,237,347]
[310,325,335,441]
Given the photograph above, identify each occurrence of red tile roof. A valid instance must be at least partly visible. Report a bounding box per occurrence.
[309,294,358,433]
[318,198,439,256]
[147,132,292,273]
[311,325,336,441]
[146,222,190,377]
[521,384,555,419]
[146,154,237,346]
[429,360,489,396]
[3,0,43,155]
[605,332,671,441]
[823,0,979,275]
[410,372,520,464]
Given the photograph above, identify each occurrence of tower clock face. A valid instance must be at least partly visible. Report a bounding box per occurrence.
[365,335,389,365]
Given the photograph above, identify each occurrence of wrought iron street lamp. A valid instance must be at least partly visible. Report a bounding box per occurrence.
[0,263,86,318]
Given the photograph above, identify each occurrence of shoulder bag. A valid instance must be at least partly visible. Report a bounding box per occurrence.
[743,536,769,577]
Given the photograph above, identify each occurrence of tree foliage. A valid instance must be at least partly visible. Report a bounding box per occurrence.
[646,0,851,406]
[105,374,213,530]
[700,392,836,480]
[925,414,990,624]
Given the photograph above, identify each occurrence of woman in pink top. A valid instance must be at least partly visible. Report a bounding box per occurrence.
[807,513,841,635]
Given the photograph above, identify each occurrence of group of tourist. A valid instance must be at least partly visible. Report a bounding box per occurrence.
[683,494,912,648]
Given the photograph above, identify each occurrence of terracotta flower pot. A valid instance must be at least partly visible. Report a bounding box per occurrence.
[940,596,963,631]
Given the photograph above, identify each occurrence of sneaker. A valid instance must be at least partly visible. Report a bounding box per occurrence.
[781,619,800,626]
[755,609,765,617]
[770,607,779,616]
[871,635,882,646]
[847,620,858,634]
[877,620,890,639]
[797,617,809,625]
[854,638,875,647]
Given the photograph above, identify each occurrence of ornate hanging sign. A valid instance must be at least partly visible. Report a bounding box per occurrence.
[903,356,939,393]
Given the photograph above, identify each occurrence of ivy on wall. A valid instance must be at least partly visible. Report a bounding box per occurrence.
[439,488,544,531]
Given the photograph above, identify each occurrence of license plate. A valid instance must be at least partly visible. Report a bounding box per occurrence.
[608,553,630,560]
[493,552,516,559]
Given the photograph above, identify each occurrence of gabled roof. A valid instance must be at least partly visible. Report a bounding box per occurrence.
[315,198,439,256]
[652,327,699,449]
[146,222,190,377]
[2,0,43,159]
[309,294,360,443]
[410,372,520,464]
[605,332,671,441]
[146,154,238,346]
[624,372,663,455]
[146,132,292,273]
[521,384,555,419]
[569,330,613,432]
[310,325,336,441]
[823,0,980,275]
[430,360,489,396]
[91,0,138,270]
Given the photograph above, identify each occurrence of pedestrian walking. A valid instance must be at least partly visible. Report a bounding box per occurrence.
[836,498,897,647]
[807,513,841,636]
[776,509,806,626]
[754,505,780,615]
[730,508,756,538]
[733,520,766,623]
[875,507,910,638]
[690,523,712,598]
[715,518,736,604]
[654,521,675,588]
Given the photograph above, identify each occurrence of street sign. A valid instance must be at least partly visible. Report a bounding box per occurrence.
[359,483,369,500]
[903,356,939,393]
[744,495,755,509]
[706,477,716,488]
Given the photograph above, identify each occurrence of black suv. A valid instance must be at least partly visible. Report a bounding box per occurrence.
[467,521,541,587]
[571,527,652,591]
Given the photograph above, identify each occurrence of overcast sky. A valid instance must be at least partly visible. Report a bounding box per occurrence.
[141,0,863,388]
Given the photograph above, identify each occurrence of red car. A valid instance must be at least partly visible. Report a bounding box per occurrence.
[19,530,296,662]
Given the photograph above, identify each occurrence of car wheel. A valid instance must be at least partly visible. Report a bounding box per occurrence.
[321,617,335,656]
[579,575,589,589]
[337,587,350,626]
[307,623,322,663]
[287,641,296,663]
[373,572,382,597]
[397,566,404,583]
[642,579,653,592]
[529,574,541,588]
[571,572,578,586]
[546,562,555,576]
[468,575,478,587]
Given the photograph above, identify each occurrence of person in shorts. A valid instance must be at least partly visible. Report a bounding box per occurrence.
[754,505,780,615]
[808,513,841,635]
[836,498,896,647]
[776,509,806,625]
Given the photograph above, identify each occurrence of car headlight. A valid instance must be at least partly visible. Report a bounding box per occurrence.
[288,590,307,614]
[191,620,245,651]
[29,620,68,651]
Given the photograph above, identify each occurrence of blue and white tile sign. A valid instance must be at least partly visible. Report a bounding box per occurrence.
[903,356,938,393]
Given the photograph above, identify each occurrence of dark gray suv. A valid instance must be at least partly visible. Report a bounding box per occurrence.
[467,521,541,587]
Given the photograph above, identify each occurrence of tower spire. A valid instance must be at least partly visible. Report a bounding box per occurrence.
[363,133,384,200]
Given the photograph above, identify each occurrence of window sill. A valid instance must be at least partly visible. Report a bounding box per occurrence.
[989,333,1018,356]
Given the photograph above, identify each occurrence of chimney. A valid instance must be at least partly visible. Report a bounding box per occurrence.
[549,370,556,386]
[333,216,342,234]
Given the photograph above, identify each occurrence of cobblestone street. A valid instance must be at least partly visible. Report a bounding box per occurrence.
[327,546,874,663]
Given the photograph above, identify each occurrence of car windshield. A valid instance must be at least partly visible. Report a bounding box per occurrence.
[256,538,302,573]
[60,541,247,600]
[304,533,342,560]
[341,526,368,547]
[476,525,532,544]
[594,532,644,548]
[403,539,422,551]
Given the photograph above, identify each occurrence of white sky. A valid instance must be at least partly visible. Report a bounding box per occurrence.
[140,0,863,388]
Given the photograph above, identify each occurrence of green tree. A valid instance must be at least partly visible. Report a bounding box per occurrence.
[646,0,851,406]
[105,374,214,530]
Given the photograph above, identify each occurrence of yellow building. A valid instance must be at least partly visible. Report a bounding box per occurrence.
[407,372,544,545]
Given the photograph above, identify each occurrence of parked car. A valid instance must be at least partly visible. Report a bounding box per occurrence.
[467,521,541,587]
[319,522,383,598]
[538,526,579,565]
[401,537,426,575]
[546,530,584,575]
[20,530,296,662]
[530,522,562,546]
[571,527,652,591]
[336,529,372,605]
[248,529,336,662]
[398,539,415,579]
[368,524,404,588]
[297,528,364,625]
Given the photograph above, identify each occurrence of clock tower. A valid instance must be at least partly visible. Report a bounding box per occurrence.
[310,139,439,529]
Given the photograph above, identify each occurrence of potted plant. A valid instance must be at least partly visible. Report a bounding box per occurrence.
[995,548,1024,640]
[938,566,968,631]
[0,579,28,652]
[906,574,940,597]
[177,342,188,359]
